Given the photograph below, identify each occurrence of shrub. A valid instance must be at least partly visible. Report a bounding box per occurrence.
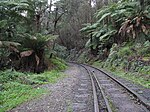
[118,46,132,57]
[51,58,67,70]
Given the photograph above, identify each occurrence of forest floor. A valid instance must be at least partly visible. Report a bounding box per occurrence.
[8,63,150,112]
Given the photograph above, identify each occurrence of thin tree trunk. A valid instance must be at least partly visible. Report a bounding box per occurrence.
[46,0,52,30]
[89,0,94,55]
[50,7,65,58]
[36,14,40,32]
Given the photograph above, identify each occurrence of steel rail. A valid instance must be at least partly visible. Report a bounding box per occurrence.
[88,69,100,112]
[78,64,112,112]
[81,63,150,111]
[91,71,112,112]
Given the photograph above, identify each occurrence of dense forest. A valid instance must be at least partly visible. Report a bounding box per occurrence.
[0,0,150,111]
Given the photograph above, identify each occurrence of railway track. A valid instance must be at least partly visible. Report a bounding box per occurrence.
[80,64,112,112]
[71,62,150,112]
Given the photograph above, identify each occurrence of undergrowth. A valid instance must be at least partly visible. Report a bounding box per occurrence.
[93,62,150,88]
[92,41,150,88]
[0,57,67,112]
[51,57,67,70]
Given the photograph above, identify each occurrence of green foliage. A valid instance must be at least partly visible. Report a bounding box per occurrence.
[0,56,67,112]
[0,48,10,58]
[93,61,104,68]
[29,70,65,84]
[54,44,68,59]
[0,28,58,72]
[0,70,25,83]
[83,24,117,51]
[0,69,65,86]
[110,69,150,88]
[137,41,150,56]
[93,40,150,88]
[0,0,30,40]
[93,62,150,88]
[105,41,150,69]
[51,58,67,71]
[0,82,45,112]
[139,66,150,75]
[80,23,98,34]
[0,41,21,48]
[118,46,132,57]
[99,30,117,41]
[0,68,65,111]
[81,0,150,56]
[77,51,89,63]
[43,70,64,83]
[0,0,60,72]
[20,33,58,53]
[29,75,49,84]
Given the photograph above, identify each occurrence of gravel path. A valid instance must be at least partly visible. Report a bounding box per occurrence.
[9,64,93,112]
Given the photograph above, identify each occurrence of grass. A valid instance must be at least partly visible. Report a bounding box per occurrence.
[109,69,150,88]
[0,58,67,112]
[107,97,117,112]
[66,101,73,112]
[93,62,150,88]
[50,57,68,71]
[29,70,66,84]
[0,82,46,112]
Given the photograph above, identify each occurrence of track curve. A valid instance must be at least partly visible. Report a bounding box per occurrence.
[70,62,150,112]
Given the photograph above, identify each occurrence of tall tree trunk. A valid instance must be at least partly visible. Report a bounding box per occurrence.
[89,0,93,55]
[46,0,52,30]
[89,0,98,56]
[36,14,40,32]
[95,0,103,9]
[139,0,144,10]
[50,7,65,58]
